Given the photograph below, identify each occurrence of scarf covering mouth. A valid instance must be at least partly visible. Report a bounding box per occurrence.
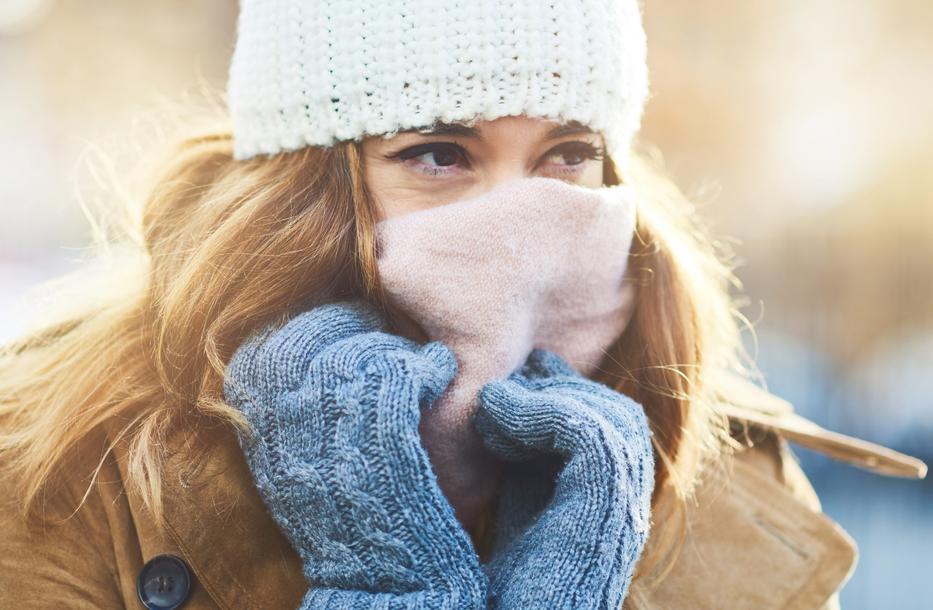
[374,176,639,524]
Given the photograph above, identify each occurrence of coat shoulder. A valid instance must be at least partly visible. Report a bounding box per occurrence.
[626,372,869,610]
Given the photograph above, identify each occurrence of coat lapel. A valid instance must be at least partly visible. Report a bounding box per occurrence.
[629,444,857,609]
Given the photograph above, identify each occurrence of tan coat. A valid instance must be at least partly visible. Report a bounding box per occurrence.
[1,373,925,610]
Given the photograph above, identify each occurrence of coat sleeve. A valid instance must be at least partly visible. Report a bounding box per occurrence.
[0,471,124,609]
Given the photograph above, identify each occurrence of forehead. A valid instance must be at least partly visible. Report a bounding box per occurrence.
[397,116,599,140]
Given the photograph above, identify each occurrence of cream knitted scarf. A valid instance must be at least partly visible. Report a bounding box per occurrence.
[374,176,639,525]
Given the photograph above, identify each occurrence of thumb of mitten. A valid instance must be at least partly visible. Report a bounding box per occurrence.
[411,341,459,407]
[473,379,559,462]
[519,347,579,381]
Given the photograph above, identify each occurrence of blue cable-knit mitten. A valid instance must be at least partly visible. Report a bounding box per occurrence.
[222,299,488,610]
[473,347,656,609]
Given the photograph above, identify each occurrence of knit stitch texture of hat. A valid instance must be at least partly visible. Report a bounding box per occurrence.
[226,0,650,167]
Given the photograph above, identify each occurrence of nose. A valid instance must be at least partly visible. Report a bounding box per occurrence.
[478,161,536,196]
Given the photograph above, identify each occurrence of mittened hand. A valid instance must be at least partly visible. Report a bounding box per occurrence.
[473,348,656,609]
[223,299,488,610]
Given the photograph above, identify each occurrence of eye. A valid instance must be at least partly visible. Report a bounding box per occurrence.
[542,141,606,167]
[537,141,606,178]
[389,142,470,177]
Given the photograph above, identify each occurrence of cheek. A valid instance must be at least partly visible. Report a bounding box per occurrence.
[366,163,472,221]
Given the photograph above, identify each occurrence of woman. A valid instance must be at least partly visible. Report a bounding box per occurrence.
[0,1,926,609]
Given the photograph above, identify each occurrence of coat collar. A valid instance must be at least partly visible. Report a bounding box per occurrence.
[710,370,928,479]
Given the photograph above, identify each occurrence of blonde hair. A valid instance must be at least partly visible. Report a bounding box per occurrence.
[0,97,756,595]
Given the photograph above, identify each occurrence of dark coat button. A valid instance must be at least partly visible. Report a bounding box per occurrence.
[136,554,193,610]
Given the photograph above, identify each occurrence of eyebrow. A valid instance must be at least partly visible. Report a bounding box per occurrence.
[400,120,597,140]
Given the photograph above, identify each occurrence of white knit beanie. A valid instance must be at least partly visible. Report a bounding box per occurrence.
[226,0,649,169]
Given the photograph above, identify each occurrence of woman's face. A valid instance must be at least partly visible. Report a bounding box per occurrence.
[362,115,607,221]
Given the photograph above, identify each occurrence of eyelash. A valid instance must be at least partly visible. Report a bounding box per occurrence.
[386,141,606,179]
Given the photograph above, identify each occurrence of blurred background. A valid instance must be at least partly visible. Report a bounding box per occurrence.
[0,1,930,606]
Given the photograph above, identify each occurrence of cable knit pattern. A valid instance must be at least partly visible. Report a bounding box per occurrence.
[222,299,488,609]
[473,347,655,609]
[226,0,649,168]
